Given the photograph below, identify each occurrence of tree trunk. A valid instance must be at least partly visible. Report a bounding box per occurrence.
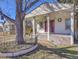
[16,0,25,44]
[16,18,25,44]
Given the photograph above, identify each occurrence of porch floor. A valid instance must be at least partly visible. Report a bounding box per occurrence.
[37,33,72,46]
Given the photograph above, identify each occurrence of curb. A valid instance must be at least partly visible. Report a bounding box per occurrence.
[0,44,38,57]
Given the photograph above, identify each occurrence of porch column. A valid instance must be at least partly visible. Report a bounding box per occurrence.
[32,17,37,44]
[46,15,50,41]
[32,17,36,39]
[23,19,26,39]
[70,12,74,45]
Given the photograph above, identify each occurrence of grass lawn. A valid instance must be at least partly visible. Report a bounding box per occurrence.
[1,45,77,59]
[0,35,78,59]
[14,44,78,59]
[0,41,34,52]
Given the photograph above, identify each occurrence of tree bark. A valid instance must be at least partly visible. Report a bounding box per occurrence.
[16,0,25,44]
[16,18,25,44]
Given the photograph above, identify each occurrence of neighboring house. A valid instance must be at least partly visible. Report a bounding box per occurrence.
[0,26,3,32]
[3,20,15,35]
[0,26,3,36]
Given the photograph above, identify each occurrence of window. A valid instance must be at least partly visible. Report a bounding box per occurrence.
[10,25,15,30]
[65,18,71,30]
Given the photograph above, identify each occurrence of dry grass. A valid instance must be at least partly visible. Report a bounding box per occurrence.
[0,34,35,53]
[0,34,78,59]
[14,40,78,59]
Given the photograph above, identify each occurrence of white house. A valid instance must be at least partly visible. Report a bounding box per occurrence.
[1,3,74,46]
[23,3,74,46]
[2,20,15,35]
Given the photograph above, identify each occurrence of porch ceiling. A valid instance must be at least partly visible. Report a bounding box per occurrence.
[25,3,73,18]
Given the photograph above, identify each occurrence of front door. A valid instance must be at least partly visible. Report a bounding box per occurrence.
[50,20,54,32]
[45,21,47,32]
[45,20,54,32]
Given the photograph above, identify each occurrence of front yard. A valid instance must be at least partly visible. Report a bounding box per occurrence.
[0,35,78,59]
[19,39,78,59]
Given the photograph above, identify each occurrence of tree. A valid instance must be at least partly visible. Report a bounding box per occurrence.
[0,0,58,44]
[58,0,78,4]
[0,0,42,44]
[0,0,26,44]
[15,0,25,44]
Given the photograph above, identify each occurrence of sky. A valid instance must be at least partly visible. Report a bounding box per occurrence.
[0,0,58,24]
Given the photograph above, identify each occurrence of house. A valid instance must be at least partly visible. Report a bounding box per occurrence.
[0,24,3,32]
[23,3,75,46]
[0,25,3,36]
[3,20,15,35]
[0,3,76,46]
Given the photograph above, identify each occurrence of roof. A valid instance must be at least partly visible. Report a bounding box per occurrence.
[25,3,73,18]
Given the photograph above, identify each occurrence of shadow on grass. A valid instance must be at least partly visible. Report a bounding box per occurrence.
[38,44,78,59]
[12,43,78,59]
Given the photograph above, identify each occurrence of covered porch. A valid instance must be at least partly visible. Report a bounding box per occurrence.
[24,3,74,46]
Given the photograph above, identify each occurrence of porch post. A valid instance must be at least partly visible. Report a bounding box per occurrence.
[32,17,36,39]
[47,15,50,41]
[32,17,37,44]
[70,12,74,45]
[23,19,26,39]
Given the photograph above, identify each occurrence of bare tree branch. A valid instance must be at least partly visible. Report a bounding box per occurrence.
[23,0,27,13]
[21,0,27,19]
[0,11,15,24]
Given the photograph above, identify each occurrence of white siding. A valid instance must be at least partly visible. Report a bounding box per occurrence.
[55,19,71,34]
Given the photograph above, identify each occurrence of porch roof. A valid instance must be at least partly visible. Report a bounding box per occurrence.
[25,3,73,18]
